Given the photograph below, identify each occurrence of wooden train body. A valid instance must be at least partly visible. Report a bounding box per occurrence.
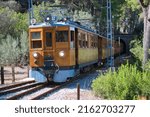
[29,21,124,82]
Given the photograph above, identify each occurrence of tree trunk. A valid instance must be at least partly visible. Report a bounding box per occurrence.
[12,64,15,82]
[142,5,150,68]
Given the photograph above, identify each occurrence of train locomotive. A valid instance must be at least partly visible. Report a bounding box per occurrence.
[29,16,124,83]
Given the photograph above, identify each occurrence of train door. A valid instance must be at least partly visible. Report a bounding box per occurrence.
[98,37,102,62]
[75,28,79,68]
[43,28,55,68]
[55,26,69,66]
[70,27,75,48]
[69,27,76,67]
[44,28,55,50]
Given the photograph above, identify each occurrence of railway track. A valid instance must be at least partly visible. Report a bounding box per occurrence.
[0,80,46,100]
[28,73,95,100]
[0,82,42,95]
[0,74,81,100]
[17,76,79,100]
[30,81,74,100]
[0,80,35,91]
[0,69,98,100]
[6,83,47,100]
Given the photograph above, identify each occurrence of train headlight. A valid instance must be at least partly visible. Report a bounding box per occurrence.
[59,51,65,57]
[32,52,39,59]
[45,15,51,22]
[46,17,50,21]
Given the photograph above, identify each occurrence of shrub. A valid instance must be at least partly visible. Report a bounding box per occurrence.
[130,39,150,71]
[92,63,150,100]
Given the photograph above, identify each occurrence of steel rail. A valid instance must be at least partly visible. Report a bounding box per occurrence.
[0,80,35,91]
[30,84,64,100]
[6,82,47,100]
[30,76,80,100]
[0,82,42,95]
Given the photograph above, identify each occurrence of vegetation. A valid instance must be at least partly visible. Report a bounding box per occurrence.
[92,63,150,100]
[138,0,150,68]
[0,31,28,82]
[130,40,149,69]
[0,1,28,66]
[126,0,150,67]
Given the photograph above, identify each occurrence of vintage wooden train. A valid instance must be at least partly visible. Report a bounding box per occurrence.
[29,17,124,83]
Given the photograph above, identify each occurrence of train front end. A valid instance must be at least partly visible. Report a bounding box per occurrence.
[29,24,77,83]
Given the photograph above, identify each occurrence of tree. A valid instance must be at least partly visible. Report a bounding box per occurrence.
[0,7,28,39]
[19,31,29,66]
[0,31,29,82]
[126,0,150,68]
[137,0,150,68]
[0,0,20,11]
[0,35,20,82]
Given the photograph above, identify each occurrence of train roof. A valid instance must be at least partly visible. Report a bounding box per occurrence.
[29,17,111,40]
[29,20,101,36]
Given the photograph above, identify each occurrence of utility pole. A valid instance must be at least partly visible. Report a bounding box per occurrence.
[106,0,114,68]
[28,0,34,25]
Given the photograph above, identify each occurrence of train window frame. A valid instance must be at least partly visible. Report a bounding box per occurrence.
[56,31,68,42]
[83,40,87,48]
[78,32,82,48]
[85,34,88,48]
[86,41,88,48]
[30,31,42,49]
[70,31,75,48]
[87,34,89,48]
[31,32,41,40]
[79,40,83,48]
[82,33,86,48]
[31,41,42,48]
[45,32,52,47]
[91,36,94,48]
[71,31,74,42]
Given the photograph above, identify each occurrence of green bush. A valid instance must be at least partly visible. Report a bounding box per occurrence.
[130,39,150,71]
[92,63,150,100]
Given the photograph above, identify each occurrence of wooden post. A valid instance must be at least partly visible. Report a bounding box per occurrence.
[27,65,29,77]
[77,83,80,100]
[1,66,4,84]
[12,64,15,82]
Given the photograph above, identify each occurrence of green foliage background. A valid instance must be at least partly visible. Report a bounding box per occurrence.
[92,64,150,100]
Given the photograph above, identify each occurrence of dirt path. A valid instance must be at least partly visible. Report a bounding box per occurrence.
[0,66,29,84]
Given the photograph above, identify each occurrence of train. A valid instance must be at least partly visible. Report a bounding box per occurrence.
[29,16,124,83]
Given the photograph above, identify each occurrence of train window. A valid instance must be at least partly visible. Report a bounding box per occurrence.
[95,43,97,47]
[82,34,86,41]
[91,42,93,48]
[56,31,68,42]
[79,40,83,48]
[94,43,96,48]
[32,41,42,48]
[71,31,74,42]
[31,32,41,39]
[90,36,93,48]
[46,32,52,47]
[78,33,81,39]
[83,40,86,48]
[70,31,75,48]
[86,41,88,48]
